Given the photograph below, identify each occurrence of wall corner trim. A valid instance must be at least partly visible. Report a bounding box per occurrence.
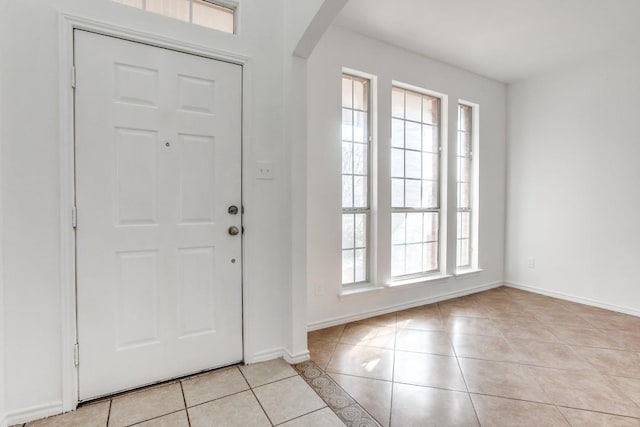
[4,402,63,426]
[504,281,640,318]
[247,348,310,365]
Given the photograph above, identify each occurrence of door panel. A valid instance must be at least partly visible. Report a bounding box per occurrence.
[75,30,243,400]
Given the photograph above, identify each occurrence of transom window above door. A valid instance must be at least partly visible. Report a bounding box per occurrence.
[114,0,236,34]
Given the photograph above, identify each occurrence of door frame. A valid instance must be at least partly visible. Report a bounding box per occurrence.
[58,13,251,411]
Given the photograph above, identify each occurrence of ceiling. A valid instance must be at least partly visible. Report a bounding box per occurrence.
[333,0,640,83]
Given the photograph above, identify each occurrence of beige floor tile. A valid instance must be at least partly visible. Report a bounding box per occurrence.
[395,329,454,355]
[181,366,249,407]
[239,358,297,387]
[438,299,488,318]
[528,366,640,418]
[471,394,569,427]
[608,376,640,406]
[396,306,445,331]
[109,383,185,427]
[444,316,503,337]
[493,318,559,342]
[610,330,640,352]
[308,325,345,344]
[339,324,396,349]
[279,407,345,427]
[450,334,520,362]
[533,311,593,329]
[27,401,110,427]
[253,376,326,425]
[578,312,640,331]
[329,373,392,427]
[571,346,640,378]
[458,358,551,403]
[352,312,397,328]
[308,338,337,370]
[391,383,479,427]
[327,343,394,381]
[549,326,624,349]
[394,351,467,391]
[558,407,640,427]
[508,338,593,371]
[132,410,189,427]
[188,390,270,427]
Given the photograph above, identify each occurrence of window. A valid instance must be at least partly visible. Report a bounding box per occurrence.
[341,74,371,285]
[456,103,478,270]
[391,86,442,278]
[114,0,236,34]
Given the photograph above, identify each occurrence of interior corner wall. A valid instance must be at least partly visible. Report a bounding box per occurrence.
[306,26,508,326]
[505,48,640,315]
[1,0,290,422]
[1,2,8,424]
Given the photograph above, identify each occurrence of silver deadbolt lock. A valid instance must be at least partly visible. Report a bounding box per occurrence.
[228,226,240,236]
[228,205,239,215]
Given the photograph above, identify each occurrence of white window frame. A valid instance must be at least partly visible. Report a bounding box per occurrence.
[456,100,480,273]
[340,69,378,288]
[389,81,448,283]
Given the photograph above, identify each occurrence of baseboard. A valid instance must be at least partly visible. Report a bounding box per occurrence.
[307,281,504,331]
[505,281,640,318]
[4,401,63,426]
[283,349,310,364]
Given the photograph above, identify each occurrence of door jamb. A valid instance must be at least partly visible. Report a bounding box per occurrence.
[58,13,251,411]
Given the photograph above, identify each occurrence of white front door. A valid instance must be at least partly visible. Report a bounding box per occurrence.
[75,30,243,400]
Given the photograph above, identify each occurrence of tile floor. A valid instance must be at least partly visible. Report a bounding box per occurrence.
[13,286,640,426]
[308,286,640,426]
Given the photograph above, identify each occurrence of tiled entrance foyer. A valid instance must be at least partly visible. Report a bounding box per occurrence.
[14,287,640,426]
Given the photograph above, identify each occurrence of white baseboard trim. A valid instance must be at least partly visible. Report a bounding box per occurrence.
[307,281,504,331]
[4,401,63,426]
[283,349,310,365]
[505,281,640,318]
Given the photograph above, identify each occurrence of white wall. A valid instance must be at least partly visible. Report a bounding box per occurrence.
[505,48,640,315]
[0,0,311,422]
[0,2,7,424]
[307,26,507,326]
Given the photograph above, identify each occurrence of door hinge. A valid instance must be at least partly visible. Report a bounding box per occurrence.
[72,206,77,229]
[71,66,76,89]
[74,343,79,367]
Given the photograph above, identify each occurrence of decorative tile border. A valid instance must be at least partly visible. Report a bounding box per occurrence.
[294,361,380,427]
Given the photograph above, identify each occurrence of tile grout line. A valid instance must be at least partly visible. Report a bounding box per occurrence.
[122,409,186,427]
[271,406,328,426]
[106,399,112,427]
[450,328,481,426]
[179,380,191,427]
[388,314,398,427]
[237,365,275,426]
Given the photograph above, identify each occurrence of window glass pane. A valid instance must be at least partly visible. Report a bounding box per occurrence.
[424,212,439,242]
[459,182,470,208]
[342,108,353,141]
[342,77,353,108]
[342,250,354,284]
[342,176,353,208]
[192,0,234,33]
[355,214,367,247]
[405,121,421,151]
[342,142,353,174]
[392,119,405,148]
[353,176,367,208]
[405,180,421,208]
[422,181,438,209]
[406,213,423,244]
[458,239,470,267]
[405,92,422,122]
[355,249,366,282]
[391,149,405,178]
[423,96,439,125]
[459,131,471,156]
[405,150,421,180]
[405,244,422,274]
[342,214,354,249]
[392,88,405,118]
[460,212,470,239]
[392,178,404,207]
[353,111,367,143]
[146,0,189,21]
[353,143,367,175]
[459,105,472,131]
[423,125,438,153]
[459,157,471,183]
[391,245,405,276]
[392,213,406,245]
[424,242,438,271]
[422,153,439,181]
[353,79,368,111]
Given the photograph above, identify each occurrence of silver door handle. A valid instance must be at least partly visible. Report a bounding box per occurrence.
[228,226,240,236]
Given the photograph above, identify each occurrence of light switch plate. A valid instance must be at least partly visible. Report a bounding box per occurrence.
[256,160,273,180]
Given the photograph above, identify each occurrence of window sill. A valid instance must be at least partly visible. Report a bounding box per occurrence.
[386,274,452,289]
[454,268,483,278]
[338,284,385,298]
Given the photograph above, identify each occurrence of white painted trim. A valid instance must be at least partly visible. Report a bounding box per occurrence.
[308,281,504,331]
[283,349,311,365]
[4,402,63,426]
[247,348,286,364]
[504,281,640,318]
[58,12,253,412]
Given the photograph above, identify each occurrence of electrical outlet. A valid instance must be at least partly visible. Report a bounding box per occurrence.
[256,160,273,180]
[527,257,536,269]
